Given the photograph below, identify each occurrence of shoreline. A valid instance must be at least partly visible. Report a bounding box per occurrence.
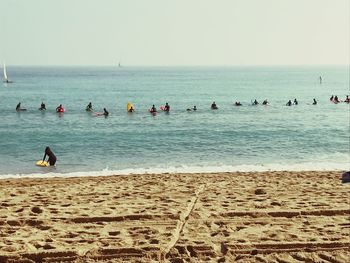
[0,163,349,180]
[1,171,349,262]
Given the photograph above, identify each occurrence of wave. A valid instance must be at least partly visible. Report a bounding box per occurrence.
[0,162,349,180]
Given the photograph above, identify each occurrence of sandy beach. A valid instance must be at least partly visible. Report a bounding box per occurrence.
[0,171,349,262]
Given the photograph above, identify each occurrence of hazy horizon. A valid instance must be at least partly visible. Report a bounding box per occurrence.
[1,0,349,66]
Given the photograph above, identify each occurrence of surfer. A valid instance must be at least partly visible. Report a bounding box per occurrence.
[293,98,298,105]
[56,104,64,112]
[16,102,26,111]
[164,102,170,112]
[252,99,259,105]
[312,98,317,105]
[330,95,334,101]
[16,102,21,111]
[103,108,109,116]
[150,105,157,113]
[334,96,340,103]
[319,76,322,84]
[211,102,218,109]
[39,102,46,110]
[262,99,269,105]
[345,95,350,103]
[128,106,134,112]
[286,100,292,106]
[234,102,242,106]
[86,102,93,111]
[43,146,57,166]
[187,106,197,111]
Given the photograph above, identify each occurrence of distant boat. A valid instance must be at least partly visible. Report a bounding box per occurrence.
[3,63,13,83]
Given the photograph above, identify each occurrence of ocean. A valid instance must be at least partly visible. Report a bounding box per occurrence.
[0,66,349,178]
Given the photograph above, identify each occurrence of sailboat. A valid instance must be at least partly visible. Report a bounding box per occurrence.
[3,63,13,83]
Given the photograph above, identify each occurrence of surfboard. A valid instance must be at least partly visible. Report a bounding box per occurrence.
[36,160,50,167]
[127,103,134,112]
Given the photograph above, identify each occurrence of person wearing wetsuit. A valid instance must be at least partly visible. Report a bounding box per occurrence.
[312,98,317,105]
[211,102,218,109]
[330,95,334,101]
[128,106,134,112]
[262,99,268,105]
[286,100,292,106]
[334,96,339,103]
[293,99,298,105]
[43,146,57,166]
[235,102,242,106]
[39,102,46,110]
[16,103,21,111]
[103,108,109,116]
[150,105,157,113]
[164,102,170,112]
[345,95,350,103]
[86,102,93,111]
[253,99,259,105]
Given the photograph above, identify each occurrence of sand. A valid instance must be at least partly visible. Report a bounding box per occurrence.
[0,171,349,262]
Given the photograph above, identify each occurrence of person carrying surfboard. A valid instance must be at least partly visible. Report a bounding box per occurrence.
[43,147,56,166]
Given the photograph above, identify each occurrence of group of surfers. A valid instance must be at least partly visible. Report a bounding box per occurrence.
[15,95,350,114]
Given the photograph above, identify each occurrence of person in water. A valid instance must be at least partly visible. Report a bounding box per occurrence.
[334,96,339,103]
[150,105,157,113]
[253,99,259,105]
[16,102,26,111]
[262,99,268,105]
[293,98,298,105]
[211,102,218,109]
[164,102,170,112]
[86,102,93,111]
[312,98,317,105]
[286,100,292,106]
[235,101,242,106]
[345,95,350,103]
[186,105,197,111]
[39,102,46,110]
[330,95,334,101]
[56,104,64,112]
[43,146,57,166]
[16,102,21,111]
[103,108,109,116]
[128,106,134,112]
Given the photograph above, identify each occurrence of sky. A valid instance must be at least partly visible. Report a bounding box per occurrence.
[0,0,349,66]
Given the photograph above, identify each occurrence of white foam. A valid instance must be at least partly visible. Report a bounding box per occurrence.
[0,162,349,180]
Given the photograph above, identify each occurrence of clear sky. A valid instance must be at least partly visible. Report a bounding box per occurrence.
[1,0,349,66]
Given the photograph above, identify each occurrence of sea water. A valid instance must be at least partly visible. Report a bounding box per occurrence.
[0,66,349,178]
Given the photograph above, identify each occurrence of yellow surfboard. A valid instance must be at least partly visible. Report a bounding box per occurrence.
[36,160,50,167]
[127,103,134,112]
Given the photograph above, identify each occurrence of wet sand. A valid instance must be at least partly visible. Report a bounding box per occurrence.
[0,171,349,262]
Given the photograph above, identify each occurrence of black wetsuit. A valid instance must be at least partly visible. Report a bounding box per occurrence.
[43,147,57,165]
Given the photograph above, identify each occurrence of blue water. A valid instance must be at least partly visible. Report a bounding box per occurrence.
[0,66,349,177]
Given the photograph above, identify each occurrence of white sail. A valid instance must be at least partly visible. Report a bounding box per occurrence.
[3,63,8,81]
